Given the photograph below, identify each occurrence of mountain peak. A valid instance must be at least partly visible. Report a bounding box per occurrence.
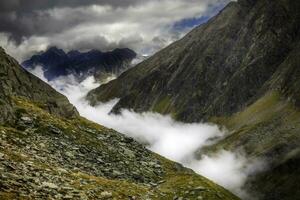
[22,47,137,81]
[67,50,81,57]
[46,46,66,56]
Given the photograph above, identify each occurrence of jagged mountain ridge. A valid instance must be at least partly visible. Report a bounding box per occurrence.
[0,48,239,199]
[86,0,300,199]
[22,47,137,81]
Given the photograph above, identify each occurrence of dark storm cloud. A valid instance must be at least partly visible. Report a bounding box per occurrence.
[0,0,140,12]
[0,11,55,43]
[0,0,142,42]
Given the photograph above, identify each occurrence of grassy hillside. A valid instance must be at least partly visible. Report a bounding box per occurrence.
[0,96,239,200]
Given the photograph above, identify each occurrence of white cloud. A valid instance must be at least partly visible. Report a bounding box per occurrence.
[190,150,266,198]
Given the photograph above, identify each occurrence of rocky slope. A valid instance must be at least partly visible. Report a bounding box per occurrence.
[0,48,239,199]
[0,47,78,124]
[86,0,300,199]
[22,47,137,81]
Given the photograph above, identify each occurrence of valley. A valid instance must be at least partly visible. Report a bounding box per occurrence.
[0,0,299,199]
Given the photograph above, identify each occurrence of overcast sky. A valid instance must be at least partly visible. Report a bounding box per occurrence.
[0,0,231,61]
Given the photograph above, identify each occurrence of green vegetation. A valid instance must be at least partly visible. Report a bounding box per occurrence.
[206,91,300,155]
[152,96,173,114]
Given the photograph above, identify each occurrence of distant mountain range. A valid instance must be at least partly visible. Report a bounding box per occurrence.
[22,47,137,81]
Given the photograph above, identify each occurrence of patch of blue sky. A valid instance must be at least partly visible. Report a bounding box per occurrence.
[172,2,229,31]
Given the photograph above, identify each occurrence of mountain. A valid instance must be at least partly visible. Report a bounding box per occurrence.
[22,47,137,81]
[0,47,239,199]
[0,47,78,124]
[87,0,300,199]
[87,0,299,121]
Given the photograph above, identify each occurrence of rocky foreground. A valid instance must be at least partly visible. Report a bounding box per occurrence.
[0,97,238,200]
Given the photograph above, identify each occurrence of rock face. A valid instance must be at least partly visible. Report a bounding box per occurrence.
[0,48,239,199]
[0,47,78,124]
[87,0,300,199]
[22,47,137,81]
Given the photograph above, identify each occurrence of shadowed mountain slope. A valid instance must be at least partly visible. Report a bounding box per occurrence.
[87,0,299,122]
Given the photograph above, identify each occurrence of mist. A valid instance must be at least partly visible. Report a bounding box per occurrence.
[29,66,264,198]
